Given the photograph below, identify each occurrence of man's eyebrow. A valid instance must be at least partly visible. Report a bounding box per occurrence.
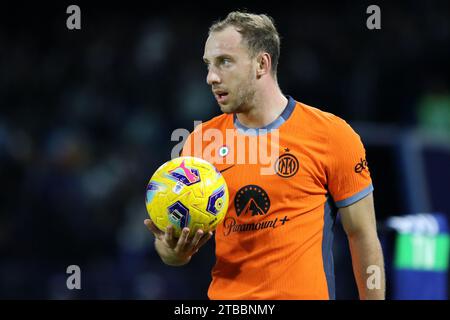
[216,54,233,60]
[203,54,233,63]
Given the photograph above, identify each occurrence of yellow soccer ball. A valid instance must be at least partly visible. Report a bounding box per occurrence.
[145,156,229,238]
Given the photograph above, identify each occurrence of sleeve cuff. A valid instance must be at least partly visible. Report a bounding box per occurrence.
[334,184,374,208]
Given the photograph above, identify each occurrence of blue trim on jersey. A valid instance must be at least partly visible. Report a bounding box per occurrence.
[323,197,336,300]
[234,95,296,135]
[334,184,374,208]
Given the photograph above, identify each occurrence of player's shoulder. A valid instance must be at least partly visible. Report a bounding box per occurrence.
[298,101,357,132]
[297,101,345,127]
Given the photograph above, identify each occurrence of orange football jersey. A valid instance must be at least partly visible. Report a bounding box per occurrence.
[181,96,373,299]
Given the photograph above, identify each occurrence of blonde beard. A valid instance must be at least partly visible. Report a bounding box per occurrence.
[228,77,256,114]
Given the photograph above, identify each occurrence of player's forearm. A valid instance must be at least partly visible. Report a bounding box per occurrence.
[347,232,385,300]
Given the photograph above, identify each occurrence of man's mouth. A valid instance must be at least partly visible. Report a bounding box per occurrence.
[214,91,229,103]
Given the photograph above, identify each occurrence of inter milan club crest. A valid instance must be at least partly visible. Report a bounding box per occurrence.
[234,185,270,217]
[274,148,299,178]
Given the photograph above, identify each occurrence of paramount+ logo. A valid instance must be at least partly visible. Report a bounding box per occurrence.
[222,185,290,236]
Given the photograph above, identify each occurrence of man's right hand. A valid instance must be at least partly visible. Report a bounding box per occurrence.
[144,219,213,266]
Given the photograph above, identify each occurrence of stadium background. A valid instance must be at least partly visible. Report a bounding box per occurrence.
[0,1,449,299]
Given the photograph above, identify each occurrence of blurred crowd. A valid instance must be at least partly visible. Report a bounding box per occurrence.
[0,1,449,298]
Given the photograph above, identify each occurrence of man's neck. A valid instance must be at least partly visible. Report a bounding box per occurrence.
[236,86,288,129]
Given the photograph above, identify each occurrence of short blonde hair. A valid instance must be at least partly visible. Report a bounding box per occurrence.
[209,11,281,77]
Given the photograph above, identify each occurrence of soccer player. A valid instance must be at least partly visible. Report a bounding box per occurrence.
[145,11,385,300]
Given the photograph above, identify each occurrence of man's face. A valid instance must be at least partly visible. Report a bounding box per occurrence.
[203,26,256,114]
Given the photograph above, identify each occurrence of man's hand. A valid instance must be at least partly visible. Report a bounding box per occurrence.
[144,219,213,266]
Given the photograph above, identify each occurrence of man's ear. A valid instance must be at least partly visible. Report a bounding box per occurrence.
[256,52,271,78]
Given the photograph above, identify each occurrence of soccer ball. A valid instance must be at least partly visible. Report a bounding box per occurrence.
[145,156,229,238]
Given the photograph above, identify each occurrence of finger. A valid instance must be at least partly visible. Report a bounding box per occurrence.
[194,231,213,250]
[176,227,190,250]
[144,219,164,240]
[164,224,177,248]
[188,229,204,250]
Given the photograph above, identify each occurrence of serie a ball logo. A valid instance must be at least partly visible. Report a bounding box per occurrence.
[145,156,229,237]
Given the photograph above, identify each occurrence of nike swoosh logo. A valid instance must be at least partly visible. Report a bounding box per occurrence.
[220,165,235,173]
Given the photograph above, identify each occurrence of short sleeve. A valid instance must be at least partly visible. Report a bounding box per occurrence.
[326,117,373,208]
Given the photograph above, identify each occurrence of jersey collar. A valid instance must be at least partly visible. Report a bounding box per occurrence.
[233,95,296,135]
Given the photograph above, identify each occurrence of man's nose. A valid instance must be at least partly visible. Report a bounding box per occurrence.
[207,69,221,85]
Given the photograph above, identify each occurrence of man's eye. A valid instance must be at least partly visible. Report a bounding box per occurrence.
[222,59,231,66]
